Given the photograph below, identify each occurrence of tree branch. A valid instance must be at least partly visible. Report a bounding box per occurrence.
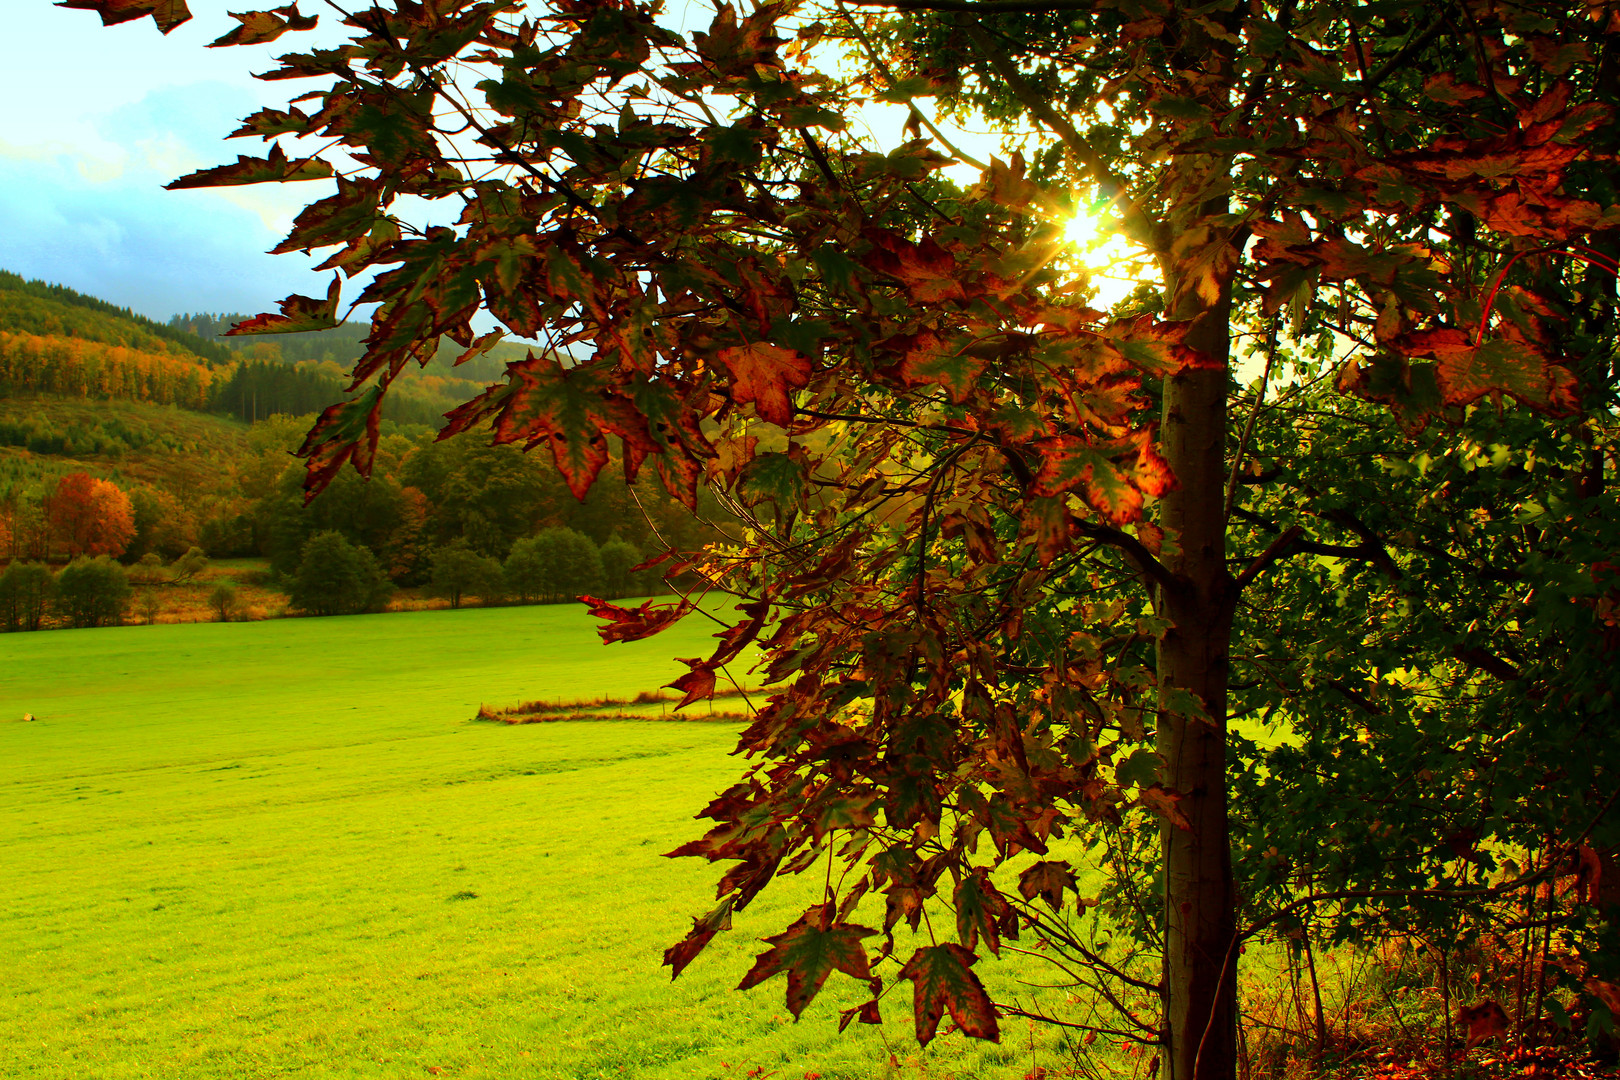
[956,19,1160,246]
[1072,519,1181,595]
[1233,524,1304,593]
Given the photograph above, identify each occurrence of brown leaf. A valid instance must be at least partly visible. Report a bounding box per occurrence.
[716,342,813,426]
[1456,1000,1509,1048]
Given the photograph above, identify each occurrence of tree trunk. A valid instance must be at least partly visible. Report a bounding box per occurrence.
[1156,232,1238,1080]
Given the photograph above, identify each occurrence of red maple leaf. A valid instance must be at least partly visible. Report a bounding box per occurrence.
[716,342,813,426]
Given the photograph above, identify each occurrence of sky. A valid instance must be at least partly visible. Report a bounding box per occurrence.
[0,3,1132,325]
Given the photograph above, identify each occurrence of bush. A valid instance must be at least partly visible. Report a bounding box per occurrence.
[208,583,238,622]
[426,544,504,609]
[131,552,165,584]
[54,556,132,628]
[287,531,393,616]
[136,588,161,625]
[0,561,55,631]
[505,527,601,604]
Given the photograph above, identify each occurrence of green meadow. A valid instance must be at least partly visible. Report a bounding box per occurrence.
[0,606,1069,1080]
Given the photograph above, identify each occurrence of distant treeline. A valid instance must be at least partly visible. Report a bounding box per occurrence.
[212,361,455,428]
[0,331,216,410]
[0,271,233,364]
[171,313,516,384]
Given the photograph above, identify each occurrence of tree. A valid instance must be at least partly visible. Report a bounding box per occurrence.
[0,562,54,632]
[598,538,645,599]
[287,531,393,617]
[169,545,207,585]
[208,582,238,622]
[427,543,505,608]
[48,472,135,558]
[136,587,161,626]
[54,556,132,629]
[72,2,1619,1076]
[506,528,603,604]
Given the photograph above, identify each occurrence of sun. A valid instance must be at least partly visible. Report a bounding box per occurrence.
[1057,208,1153,308]
[1063,212,1103,249]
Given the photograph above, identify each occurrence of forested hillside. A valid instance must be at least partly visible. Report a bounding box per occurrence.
[0,273,725,612]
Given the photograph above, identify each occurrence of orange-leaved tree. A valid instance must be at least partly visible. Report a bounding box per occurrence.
[60,0,1620,1076]
[48,471,136,559]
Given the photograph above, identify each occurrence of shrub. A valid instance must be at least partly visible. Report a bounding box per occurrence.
[0,561,55,631]
[136,587,161,625]
[287,531,393,616]
[208,583,238,622]
[426,544,504,609]
[54,556,132,628]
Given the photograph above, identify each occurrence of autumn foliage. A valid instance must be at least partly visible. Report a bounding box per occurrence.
[48,471,135,559]
[62,0,1620,1076]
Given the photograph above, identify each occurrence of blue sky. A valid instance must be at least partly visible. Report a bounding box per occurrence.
[0,4,352,320]
[1,2,1000,325]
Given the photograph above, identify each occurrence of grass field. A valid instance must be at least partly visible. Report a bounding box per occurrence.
[0,604,1069,1080]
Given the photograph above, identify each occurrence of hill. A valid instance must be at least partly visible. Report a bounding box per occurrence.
[0,271,495,427]
[0,269,232,363]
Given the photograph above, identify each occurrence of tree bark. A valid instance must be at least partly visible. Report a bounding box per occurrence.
[1156,232,1238,1080]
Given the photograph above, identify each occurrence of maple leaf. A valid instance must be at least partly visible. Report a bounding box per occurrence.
[208,4,317,47]
[663,897,735,979]
[716,343,813,426]
[56,0,192,33]
[442,356,639,501]
[666,660,718,710]
[1395,329,1576,411]
[1030,435,1154,525]
[884,330,985,402]
[736,907,876,1019]
[227,275,343,335]
[1137,783,1191,830]
[1017,861,1077,912]
[898,944,1000,1046]
[294,385,383,499]
[954,868,1010,955]
[581,596,694,645]
[862,229,970,304]
[167,142,334,189]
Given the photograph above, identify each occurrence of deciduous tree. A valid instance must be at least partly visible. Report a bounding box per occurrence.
[0,561,55,632]
[288,531,394,616]
[48,471,135,559]
[66,1,1620,1076]
[54,556,132,629]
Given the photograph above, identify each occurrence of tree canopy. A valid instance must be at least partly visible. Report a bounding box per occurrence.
[62,0,1620,1075]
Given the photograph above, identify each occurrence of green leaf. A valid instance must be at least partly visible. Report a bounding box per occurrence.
[207,4,316,48]
[1116,748,1162,788]
[898,944,1000,1046]
[738,451,806,509]
[736,907,876,1018]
